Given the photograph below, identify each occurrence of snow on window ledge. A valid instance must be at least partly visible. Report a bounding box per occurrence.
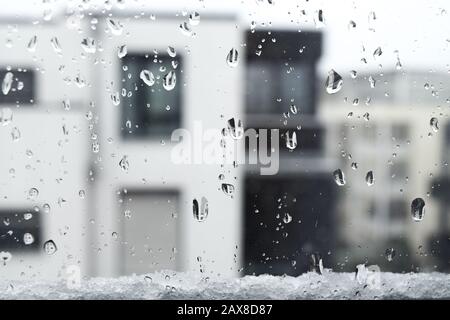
[1,271,449,299]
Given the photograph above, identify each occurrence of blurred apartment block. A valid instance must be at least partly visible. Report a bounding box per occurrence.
[0,6,448,280]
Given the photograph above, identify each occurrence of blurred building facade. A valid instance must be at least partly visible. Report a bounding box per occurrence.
[0,6,449,281]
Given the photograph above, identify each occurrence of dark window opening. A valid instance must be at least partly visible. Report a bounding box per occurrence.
[0,209,42,252]
[0,68,35,105]
[120,54,182,139]
[244,175,336,276]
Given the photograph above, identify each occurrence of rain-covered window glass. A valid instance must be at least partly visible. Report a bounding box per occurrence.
[3,0,450,302]
[121,54,181,139]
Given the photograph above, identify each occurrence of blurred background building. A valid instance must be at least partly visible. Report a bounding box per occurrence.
[0,0,449,280]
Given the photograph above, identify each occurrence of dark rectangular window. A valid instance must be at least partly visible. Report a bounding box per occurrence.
[0,209,41,252]
[246,62,315,114]
[244,175,336,276]
[0,68,35,105]
[120,54,182,139]
[245,31,322,116]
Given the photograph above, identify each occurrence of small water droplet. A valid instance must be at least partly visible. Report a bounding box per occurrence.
[385,248,396,262]
[28,187,39,200]
[368,76,376,88]
[226,48,239,67]
[365,170,374,186]
[430,117,439,132]
[140,70,155,86]
[221,183,235,196]
[227,118,244,139]
[179,22,193,36]
[119,155,129,172]
[283,213,292,224]
[23,233,34,245]
[11,127,21,141]
[193,197,208,222]
[111,92,120,106]
[351,162,358,170]
[0,108,13,126]
[106,18,123,36]
[27,35,37,52]
[373,47,382,58]
[2,72,13,95]
[118,45,127,58]
[163,71,176,91]
[167,46,176,58]
[81,37,96,53]
[50,37,62,54]
[189,12,200,25]
[314,9,325,28]
[285,131,297,150]
[326,69,343,94]
[43,240,57,255]
[411,198,425,221]
[309,253,324,274]
[333,169,345,186]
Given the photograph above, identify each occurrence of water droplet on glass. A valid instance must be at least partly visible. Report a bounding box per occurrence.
[140,69,155,86]
[2,72,13,95]
[92,141,100,153]
[289,104,298,114]
[81,37,96,53]
[326,69,343,94]
[118,45,127,58]
[283,213,292,224]
[62,98,71,110]
[119,155,129,172]
[163,71,176,91]
[333,169,345,186]
[365,171,374,186]
[373,47,382,58]
[0,108,13,126]
[189,12,200,25]
[167,46,176,58]
[411,198,425,221]
[226,48,239,67]
[28,187,39,200]
[314,9,325,28]
[179,22,193,36]
[348,20,356,29]
[385,248,396,262]
[111,92,120,106]
[227,118,244,139]
[285,131,297,150]
[351,162,358,170]
[310,253,324,274]
[430,117,439,132]
[43,203,51,213]
[0,251,12,265]
[43,240,57,255]
[221,183,235,196]
[11,127,21,141]
[27,35,37,52]
[79,190,86,198]
[369,76,376,88]
[363,112,370,121]
[193,197,208,222]
[50,37,62,53]
[106,18,123,36]
[23,233,34,245]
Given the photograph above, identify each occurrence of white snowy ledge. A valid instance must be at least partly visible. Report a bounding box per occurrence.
[1,271,450,299]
